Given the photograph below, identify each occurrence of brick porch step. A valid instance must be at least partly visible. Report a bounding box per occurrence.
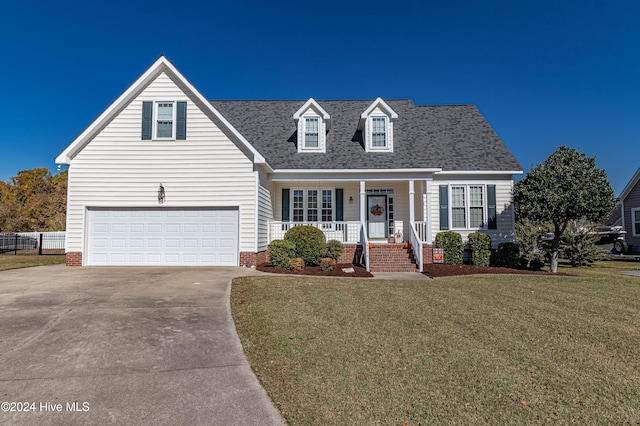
[368,243,418,273]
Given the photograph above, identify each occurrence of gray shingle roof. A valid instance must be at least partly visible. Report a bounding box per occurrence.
[209,99,522,172]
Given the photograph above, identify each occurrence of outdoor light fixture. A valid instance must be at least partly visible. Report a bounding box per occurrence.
[349,196,353,204]
[158,184,165,204]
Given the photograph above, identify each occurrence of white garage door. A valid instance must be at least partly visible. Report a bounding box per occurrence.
[86,208,239,266]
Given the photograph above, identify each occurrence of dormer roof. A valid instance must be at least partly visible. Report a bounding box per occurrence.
[293,98,331,130]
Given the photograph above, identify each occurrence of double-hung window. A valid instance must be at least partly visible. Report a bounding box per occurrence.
[451,186,467,228]
[142,101,187,140]
[451,185,486,229]
[155,102,174,138]
[307,190,318,221]
[304,118,319,149]
[371,117,387,148]
[321,190,333,225]
[289,189,333,223]
[293,190,304,222]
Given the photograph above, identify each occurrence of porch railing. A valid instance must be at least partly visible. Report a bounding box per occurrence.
[409,222,423,272]
[360,223,370,272]
[268,221,361,243]
[413,221,429,242]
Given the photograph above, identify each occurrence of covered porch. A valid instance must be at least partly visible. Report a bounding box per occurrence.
[267,175,436,271]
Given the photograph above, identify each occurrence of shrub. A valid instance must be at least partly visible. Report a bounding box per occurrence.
[468,232,492,266]
[516,219,553,264]
[288,257,305,271]
[561,222,605,267]
[530,257,545,271]
[435,231,463,265]
[493,242,521,269]
[284,225,326,266]
[268,239,296,268]
[320,257,337,271]
[326,240,344,261]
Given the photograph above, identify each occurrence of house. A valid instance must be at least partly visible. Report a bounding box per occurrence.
[55,56,522,272]
[619,168,640,253]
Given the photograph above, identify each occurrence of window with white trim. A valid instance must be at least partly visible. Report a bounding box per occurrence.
[304,117,319,149]
[307,190,318,221]
[322,190,333,223]
[155,102,175,139]
[293,190,304,222]
[142,100,186,141]
[450,185,486,229]
[633,208,640,236]
[290,189,333,222]
[371,117,387,147]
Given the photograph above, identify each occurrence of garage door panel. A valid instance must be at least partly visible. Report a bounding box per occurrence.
[87,208,238,266]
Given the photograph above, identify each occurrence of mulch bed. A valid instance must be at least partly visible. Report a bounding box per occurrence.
[257,263,374,277]
[422,263,572,278]
[257,262,572,279]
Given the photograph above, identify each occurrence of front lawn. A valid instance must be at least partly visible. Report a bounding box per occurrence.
[0,254,66,271]
[231,266,640,425]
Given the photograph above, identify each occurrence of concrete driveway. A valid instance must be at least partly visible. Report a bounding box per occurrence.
[0,265,284,425]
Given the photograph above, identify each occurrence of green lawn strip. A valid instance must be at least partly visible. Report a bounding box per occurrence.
[232,273,640,425]
[0,254,65,271]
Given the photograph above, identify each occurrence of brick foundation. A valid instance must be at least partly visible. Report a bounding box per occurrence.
[338,244,359,264]
[423,244,434,264]
[240,251,269,267]
[66,252,83,266]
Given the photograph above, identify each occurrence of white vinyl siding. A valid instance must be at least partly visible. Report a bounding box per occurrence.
[256,171,273,252]
[65,72,257,258]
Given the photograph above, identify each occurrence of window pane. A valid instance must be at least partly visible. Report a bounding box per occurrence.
[157,103,173,119]
[469,186,483,207]
[451,187,465,208]
[157,122,173,138]
[634,210,640,222]
[470,207,484,227]
[307,190,318,222]
[305,133,318,148]
[322,189,332,222]
[293,190,304,221]
[452,208,466,228]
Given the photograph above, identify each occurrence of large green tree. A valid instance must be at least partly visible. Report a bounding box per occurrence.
[0,167,67,232]
[513,145,615,273]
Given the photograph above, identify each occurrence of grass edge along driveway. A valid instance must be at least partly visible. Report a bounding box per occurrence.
[231,267,640,425]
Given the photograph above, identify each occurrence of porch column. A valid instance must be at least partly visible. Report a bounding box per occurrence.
[426,178,433,243]
[409,180,415,224]
[360,181,366,225]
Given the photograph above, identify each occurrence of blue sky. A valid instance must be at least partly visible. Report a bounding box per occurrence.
[1,0,638,194]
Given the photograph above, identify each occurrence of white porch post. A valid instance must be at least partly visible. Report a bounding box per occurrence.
[409,180,415,224]
[360,181,366,224]
[426,178,433,244]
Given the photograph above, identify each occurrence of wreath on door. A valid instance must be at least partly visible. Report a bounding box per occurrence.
[370,204,384,216]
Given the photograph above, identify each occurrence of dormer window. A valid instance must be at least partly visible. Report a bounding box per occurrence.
[293,98,330,153]
[360,97,398,153]
[371,117,387,148]
[304,117,319,148]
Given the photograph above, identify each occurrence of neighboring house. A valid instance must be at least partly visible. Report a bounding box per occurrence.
[56,56,522,271]
[619,168,640,253]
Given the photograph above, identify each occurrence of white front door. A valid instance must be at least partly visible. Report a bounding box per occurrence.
[367,195,387,239]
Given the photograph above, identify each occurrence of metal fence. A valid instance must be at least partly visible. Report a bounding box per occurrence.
[0,232,65,255]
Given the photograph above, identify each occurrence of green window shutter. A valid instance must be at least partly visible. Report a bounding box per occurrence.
[487,185,497,229]
[142,101,152,140]
[439,185,449,230]
[176,101,187,140]
[336,189,344,221]
[282,189,290,221]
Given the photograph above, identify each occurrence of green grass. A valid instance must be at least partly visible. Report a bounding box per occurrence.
[231,264,640,425]
[0,254,66,271]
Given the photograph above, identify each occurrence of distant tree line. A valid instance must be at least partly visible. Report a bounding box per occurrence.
[0,167,67,232]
